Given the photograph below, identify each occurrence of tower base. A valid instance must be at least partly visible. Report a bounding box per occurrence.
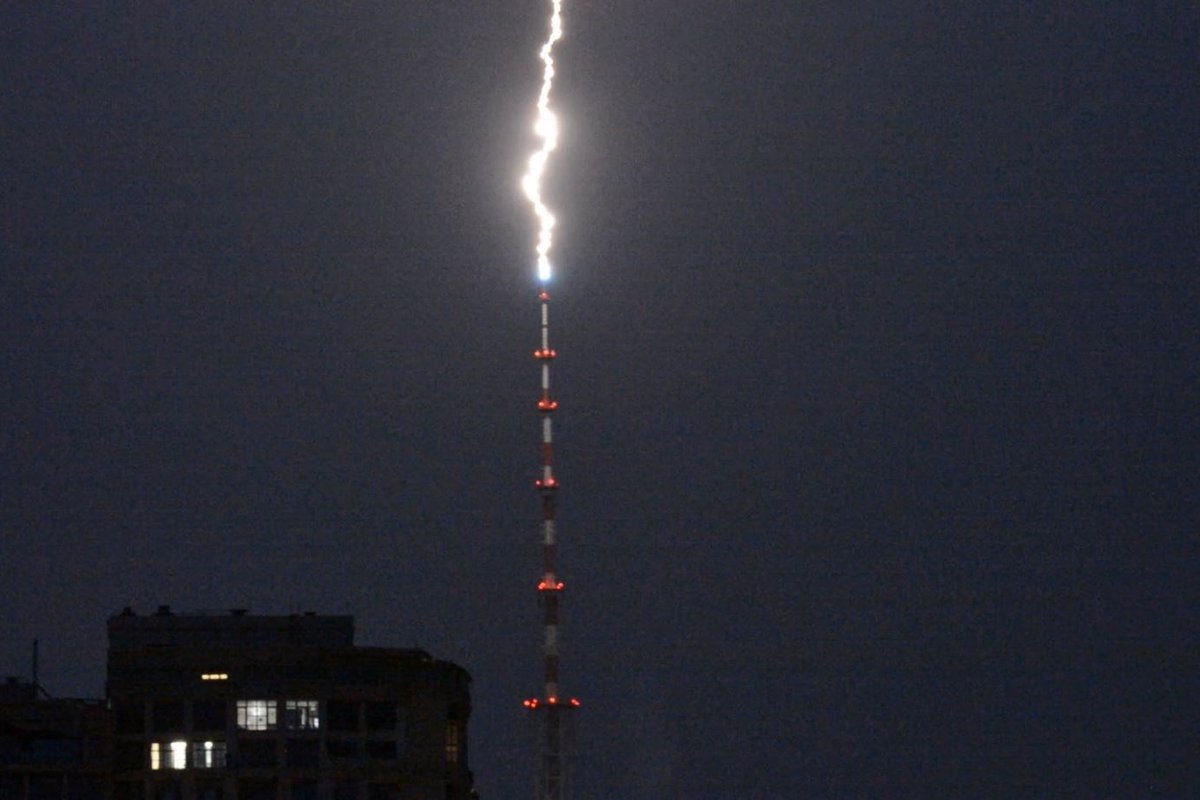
[530,701,577,800]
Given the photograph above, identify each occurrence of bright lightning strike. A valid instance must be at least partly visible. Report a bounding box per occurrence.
[521,0,564,283]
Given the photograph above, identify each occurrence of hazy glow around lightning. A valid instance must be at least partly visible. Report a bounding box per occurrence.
[522,1,564,282]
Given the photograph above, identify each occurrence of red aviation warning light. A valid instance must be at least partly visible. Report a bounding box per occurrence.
[534,347,557,360]
[523,697,580,709]
[538,395,559,412]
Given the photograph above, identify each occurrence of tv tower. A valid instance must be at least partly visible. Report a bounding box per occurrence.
[523,289,578,800]
[519,3,576,797]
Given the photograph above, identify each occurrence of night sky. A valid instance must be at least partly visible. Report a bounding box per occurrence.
[2,3,1197,797]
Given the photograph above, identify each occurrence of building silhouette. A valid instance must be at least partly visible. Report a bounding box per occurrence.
[0,677,111,799]
[2,607,475,800]
[107,607,474,800]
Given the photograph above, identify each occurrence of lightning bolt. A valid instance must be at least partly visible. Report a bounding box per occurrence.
[522,0,564,283]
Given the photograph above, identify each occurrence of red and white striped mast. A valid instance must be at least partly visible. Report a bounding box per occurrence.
[520,3,575,796]
[534,290,563,695]
[524,289,578,800]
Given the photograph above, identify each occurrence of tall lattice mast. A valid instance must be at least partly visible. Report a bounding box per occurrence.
[524,290,578,799]
[519,2,576,796]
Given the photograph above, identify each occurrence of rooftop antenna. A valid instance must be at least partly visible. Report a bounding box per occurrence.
[32,638,49,698]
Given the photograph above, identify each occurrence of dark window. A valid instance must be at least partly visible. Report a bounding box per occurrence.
[326,701,358,732]
[31,736,82,763]
[237,738,277,769]
[152,701,185,733]
[115,702,144,734]
[0,778,22,798]
[366,740,396,761]
[291,780,319,800]
[112,782,140,800]
[0,735,18,761]
[334,781,361,800]
[196,782,224,800]
[368,783,400,800]
[153,780,182,800]
[29,776,62,800]
[67,776,102,800]
[286,739,320,768]
[326,739,359,760]
[239,780,276,800]
[365,702,396,731]
[115,741,143,771]
[193,700,227,731]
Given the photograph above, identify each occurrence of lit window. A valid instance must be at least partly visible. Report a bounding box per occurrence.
[284,700,320,730]
[151,741,188,770]
[236,701,277,731]
[170,741,187,770]
[192,740,227,769]
[200,673,228,681]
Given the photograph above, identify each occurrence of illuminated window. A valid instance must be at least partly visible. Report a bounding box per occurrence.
[445,721,459,764]
[200,673,228,681]
[236,701,277,731]
[284,700,320,730]
[150,741,188,770]
[191,740,227,769]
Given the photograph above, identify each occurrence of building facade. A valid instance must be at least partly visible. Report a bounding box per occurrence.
[107,608,473,800]
[0,677,112,800]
